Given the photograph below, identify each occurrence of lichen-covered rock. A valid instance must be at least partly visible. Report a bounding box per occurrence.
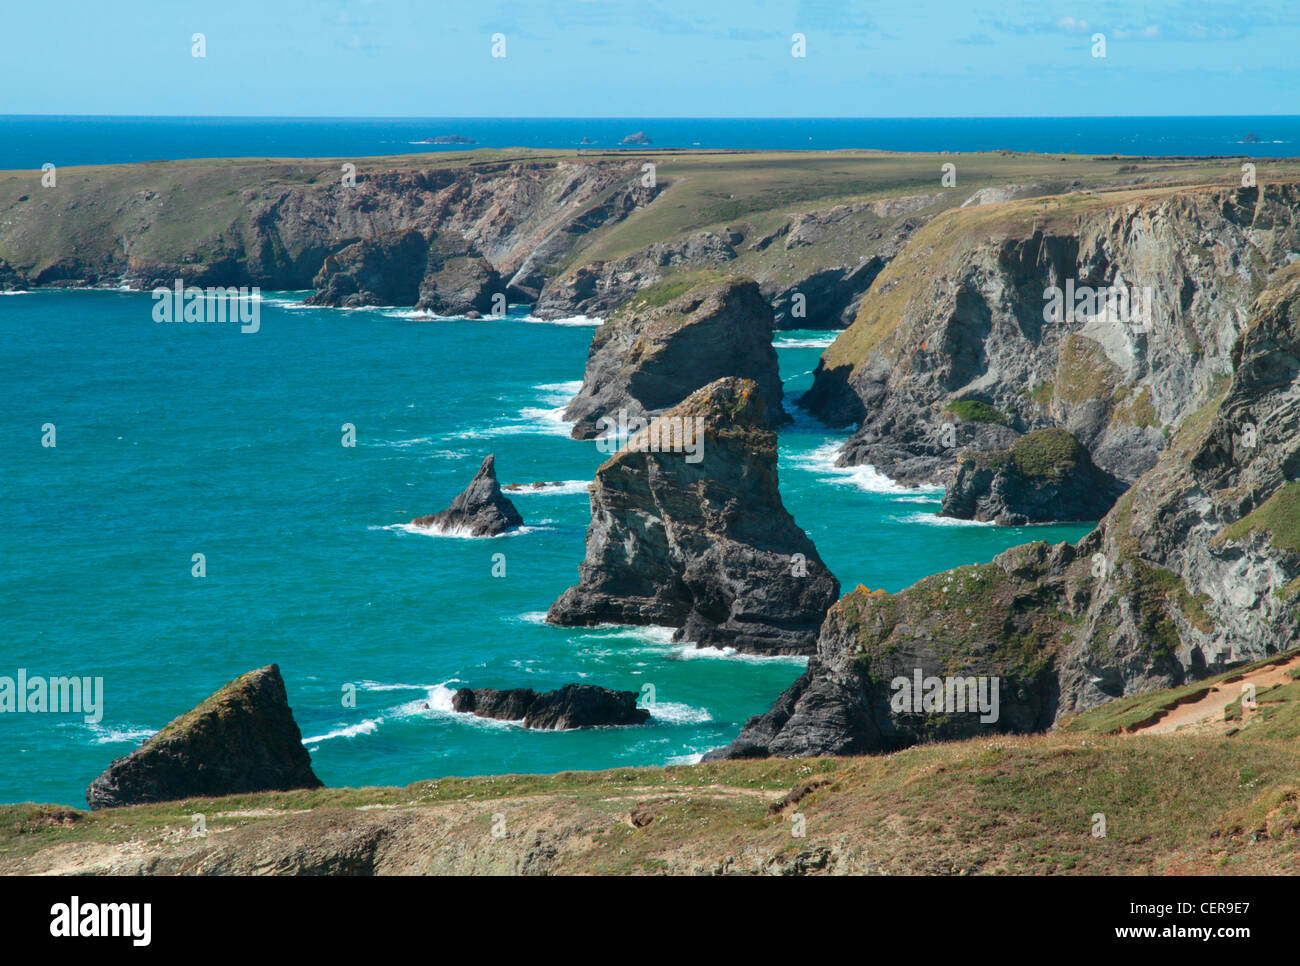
[452,684,650,729]
[709,265,1300,758]
[548,377,839,655]
[85,665,322,809]
[940,428,1128,524]
[412,454,523,536]
[563,276,788,440]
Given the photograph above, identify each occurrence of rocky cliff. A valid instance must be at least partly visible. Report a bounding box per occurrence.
[0,156,658,296]
[710,265,1300,758]
[548,377,839,655]
[563,276,788,439]
[85,665,322,809]
[804,183,1300,502]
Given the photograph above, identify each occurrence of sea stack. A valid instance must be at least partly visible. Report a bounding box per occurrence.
[412,454,524,536]
[85,665,323,809]
[563,276,788,440]
[547,377,839,655]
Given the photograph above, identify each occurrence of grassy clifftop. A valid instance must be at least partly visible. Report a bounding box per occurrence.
[5,654,1298,875]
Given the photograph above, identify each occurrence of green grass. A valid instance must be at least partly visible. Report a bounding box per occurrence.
[1217,482,1300,553]
[1008,428,1083,479]
[947,399,1008,424]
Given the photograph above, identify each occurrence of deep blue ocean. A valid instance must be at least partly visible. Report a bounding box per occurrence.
[0,291,1093,806]
[0,115,1297,169]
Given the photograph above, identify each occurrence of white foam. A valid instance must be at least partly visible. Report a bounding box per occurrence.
[0,290,30,296]
[668,644,810,665]
[85,724,155,745]
[665,752,706,766]
[895,511,996,527]
[788,441,944,495]
[302,718,380,743]
[512,611,550,625]
[377,521,539,540]
[774,335,836,348]
[648,701,714,725]
[502,480,590,496]
[519,313,603,327]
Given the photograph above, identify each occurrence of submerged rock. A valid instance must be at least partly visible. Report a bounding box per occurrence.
[452,684,650,729]
[85,665,322,809]
[563,276,788,440]
[412,454,523,536]
[940,428,1128,524]
[548,377,839,655]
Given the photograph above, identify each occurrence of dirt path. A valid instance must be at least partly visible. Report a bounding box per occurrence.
[1132,655,1300,736]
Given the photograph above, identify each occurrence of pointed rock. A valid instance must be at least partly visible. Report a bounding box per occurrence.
[86,665,323,809]
[412,454,524,536]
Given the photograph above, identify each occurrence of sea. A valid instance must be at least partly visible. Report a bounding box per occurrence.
[7,112,1256,807]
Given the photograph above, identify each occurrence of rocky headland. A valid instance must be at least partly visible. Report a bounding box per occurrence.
[709,264,1300,759]
[803,183,1300,514]
[548,377,839,655]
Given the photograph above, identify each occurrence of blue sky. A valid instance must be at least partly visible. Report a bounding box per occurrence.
[2,0,1297,117]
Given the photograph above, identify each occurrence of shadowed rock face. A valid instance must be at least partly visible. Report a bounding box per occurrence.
[412,454,524,536]
[708,265,1300,760]
[548,377,839,655]
[452,685,650,730]
[85,665,322,809]
[306,229,500,314]
[940,428,1128,525]
[563,277,788,440]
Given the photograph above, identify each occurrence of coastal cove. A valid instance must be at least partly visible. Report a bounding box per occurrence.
[0,290,1091,807]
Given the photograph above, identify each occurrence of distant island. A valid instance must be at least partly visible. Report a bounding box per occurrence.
[619,131,651,146]
[412,135,476,145]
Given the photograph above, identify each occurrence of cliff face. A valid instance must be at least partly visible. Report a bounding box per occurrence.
[548,378,839,655]
[805,183,1300,494]
[711,265,1300,758]
[85,665,322,809]
[0,158,658,294]
[563,276,788,440]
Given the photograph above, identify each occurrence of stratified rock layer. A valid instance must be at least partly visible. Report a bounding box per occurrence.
[548,377,839,655]
[452,685,650,729]
[563,277,787,440]
[412,454,523,536]
[86,665,322,809]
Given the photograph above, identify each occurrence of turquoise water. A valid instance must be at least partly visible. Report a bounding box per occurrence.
[0,291,1092,806]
